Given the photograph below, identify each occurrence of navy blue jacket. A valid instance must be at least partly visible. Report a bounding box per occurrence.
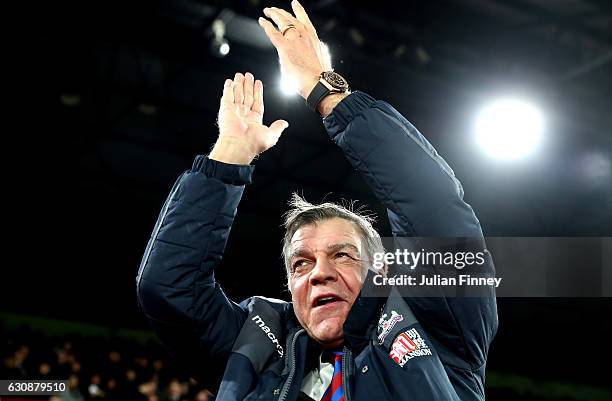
[136,91,498,401]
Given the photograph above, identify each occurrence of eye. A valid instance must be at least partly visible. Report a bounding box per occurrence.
[334,252,363,268]
[334,252,355,261]
[292,259,310,272]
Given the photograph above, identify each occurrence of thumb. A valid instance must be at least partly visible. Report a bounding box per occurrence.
[269,119,289,135]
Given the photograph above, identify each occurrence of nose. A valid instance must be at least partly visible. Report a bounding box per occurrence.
[309,256,338,285]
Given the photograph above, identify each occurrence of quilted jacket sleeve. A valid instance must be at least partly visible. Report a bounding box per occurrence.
[323,91,498,371]
[136,155,252,381]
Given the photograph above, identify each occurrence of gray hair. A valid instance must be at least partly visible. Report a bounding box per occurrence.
[281,193,385,279]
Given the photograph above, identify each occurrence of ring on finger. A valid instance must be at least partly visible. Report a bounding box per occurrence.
[280,24,297,36]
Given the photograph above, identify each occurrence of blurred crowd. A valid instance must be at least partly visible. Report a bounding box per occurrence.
[1,322,214,401]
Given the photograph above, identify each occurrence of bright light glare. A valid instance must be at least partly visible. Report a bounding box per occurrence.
[278,43,330,96]
[475,99,544,160]
[279,73,299,96]
[320,42,332,70]
[219,42,230,56]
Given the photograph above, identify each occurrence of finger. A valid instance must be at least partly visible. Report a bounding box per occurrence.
[271,6,305,29]
[243,72,255,109]
[233,72,244,104]
[252,79,264,115]
[258,17,284,47]
[221,78,234,105]
[263,7,298,31]
[291,0,316,34]
[269,119,289,136]
[266,8,303,40]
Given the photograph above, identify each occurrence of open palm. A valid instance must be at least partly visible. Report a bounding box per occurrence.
[218,72,288,157]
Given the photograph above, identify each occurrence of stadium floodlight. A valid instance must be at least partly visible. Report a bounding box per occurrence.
[211,19,230,57]
[216,40,230,56]
[475,98,544,160]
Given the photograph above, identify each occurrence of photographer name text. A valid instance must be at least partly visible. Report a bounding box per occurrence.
[373,274,502,288]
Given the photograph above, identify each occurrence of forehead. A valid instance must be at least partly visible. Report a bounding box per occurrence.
[290,218,362,251]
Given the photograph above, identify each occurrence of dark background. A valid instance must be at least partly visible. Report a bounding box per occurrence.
[5,0,612,398]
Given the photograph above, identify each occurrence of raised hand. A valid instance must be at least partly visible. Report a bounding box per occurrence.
[210,72,289,165]
[258,0,331,99]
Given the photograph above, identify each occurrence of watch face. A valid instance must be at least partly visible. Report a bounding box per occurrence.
[322,71,349,90]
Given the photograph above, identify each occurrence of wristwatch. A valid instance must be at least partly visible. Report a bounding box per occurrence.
[306,71,349,113]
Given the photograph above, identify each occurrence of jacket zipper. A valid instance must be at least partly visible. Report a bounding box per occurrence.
[278,329,305,401]
[342,346,352,401]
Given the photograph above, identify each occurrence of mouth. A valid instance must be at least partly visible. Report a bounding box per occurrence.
[312,294,343,308]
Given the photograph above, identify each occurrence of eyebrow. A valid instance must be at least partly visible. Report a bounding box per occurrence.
[289,242,361,260]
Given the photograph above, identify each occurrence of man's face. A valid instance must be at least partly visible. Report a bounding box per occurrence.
[289,218,366,348]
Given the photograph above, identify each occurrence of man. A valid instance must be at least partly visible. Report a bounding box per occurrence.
[136,2,498,401]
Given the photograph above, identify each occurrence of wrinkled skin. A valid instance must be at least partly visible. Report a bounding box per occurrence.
[289,218,366,348]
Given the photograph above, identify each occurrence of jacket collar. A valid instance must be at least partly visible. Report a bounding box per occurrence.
[343,269,389,351]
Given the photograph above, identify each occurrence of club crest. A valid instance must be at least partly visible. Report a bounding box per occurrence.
[377,310,404,344]
[389,328,432,367]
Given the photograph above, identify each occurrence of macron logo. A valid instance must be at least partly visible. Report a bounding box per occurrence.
[252,315,284,357]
